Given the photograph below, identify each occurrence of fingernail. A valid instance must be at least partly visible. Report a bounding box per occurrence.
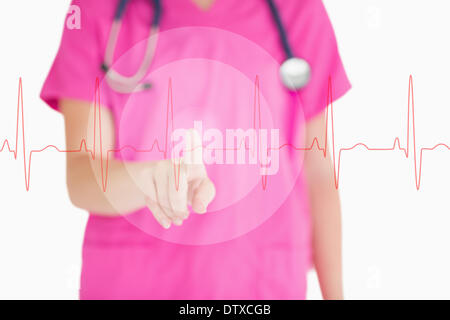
[162,220,171,229]
[197,202,207,214]
[174,218,183,226]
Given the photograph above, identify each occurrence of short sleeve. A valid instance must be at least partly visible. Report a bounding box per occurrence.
[40,0,104,111]
[284,0,351,120]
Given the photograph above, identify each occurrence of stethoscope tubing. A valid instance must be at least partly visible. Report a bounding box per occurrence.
[102,0,309,93]
[264,0,294,59]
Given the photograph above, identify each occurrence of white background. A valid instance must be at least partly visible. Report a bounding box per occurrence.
[0,0,449,299]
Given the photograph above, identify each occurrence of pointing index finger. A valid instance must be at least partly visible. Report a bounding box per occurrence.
[183,128,207,180]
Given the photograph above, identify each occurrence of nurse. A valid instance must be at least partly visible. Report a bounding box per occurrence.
[41,0,351,299]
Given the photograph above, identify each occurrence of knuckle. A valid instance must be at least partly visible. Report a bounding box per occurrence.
[155,160,169,173]
[146,196,157,207]
[171,198,187,212]
[209,179,216,196]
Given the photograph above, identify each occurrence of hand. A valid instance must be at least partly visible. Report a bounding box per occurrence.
[144,129,216,229]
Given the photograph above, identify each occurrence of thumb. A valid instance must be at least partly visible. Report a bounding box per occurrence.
[183,128,204,167]
[191,177,216,214]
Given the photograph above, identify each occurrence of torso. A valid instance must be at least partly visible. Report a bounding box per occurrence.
[81,0,313,299]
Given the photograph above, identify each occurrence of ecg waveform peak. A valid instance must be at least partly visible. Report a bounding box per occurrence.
[0,76,448,191]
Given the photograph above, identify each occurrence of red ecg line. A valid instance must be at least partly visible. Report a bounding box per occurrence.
[0,76,448,192]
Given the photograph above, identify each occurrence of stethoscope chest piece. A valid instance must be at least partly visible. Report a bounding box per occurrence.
[279,57,311,91]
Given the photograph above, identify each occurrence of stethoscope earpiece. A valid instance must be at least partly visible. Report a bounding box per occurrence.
[279,57,311,91]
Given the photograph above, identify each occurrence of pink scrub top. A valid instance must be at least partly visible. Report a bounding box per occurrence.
[41,0,350,299]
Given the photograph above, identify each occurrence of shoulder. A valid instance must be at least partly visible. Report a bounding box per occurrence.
[70,0,112,11]
[277,0,336,40]
[61,0,117,46]
[278,0,323,13]
[69,0,115,22]
[277,0,330,26]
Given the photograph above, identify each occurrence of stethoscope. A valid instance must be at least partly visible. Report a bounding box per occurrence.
[102,0,311,93]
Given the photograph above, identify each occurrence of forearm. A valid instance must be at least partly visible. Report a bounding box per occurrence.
[66,154,152,216]
[60,99,215,226]
[306,168,343,300]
